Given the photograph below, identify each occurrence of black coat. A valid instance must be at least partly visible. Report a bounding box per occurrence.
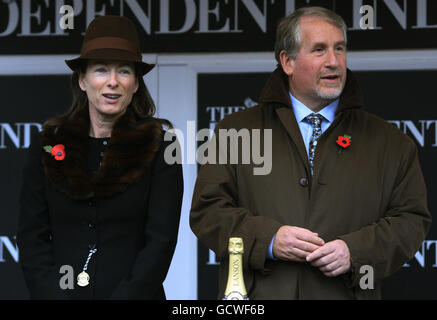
[17,108,183,299]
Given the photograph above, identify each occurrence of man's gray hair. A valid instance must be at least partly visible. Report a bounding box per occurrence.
[274,6,348,63]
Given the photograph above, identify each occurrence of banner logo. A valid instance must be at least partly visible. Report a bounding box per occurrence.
[0,236,19,263]
[388,120,437,148]
[2,0,437,53]
[0,123,41,149]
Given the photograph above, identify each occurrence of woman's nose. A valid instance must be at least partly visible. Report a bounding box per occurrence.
[107,70,119,87]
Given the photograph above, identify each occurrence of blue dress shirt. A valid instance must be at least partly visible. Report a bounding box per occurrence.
[267,92,339,260]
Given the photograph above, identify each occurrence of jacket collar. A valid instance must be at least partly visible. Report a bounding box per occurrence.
[258,66,363,176]
[258,66,364,114]
[40,107,162,199]
[289,91,338,124]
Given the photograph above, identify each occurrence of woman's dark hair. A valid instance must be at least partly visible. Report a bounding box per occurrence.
[43,61,171,130]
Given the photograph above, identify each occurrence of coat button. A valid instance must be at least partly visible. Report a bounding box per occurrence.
[299,177,309,187]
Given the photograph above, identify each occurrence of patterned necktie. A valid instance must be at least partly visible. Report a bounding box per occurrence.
[305,113,324,176]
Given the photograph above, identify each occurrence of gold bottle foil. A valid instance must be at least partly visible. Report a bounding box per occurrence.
[223,237,249,300]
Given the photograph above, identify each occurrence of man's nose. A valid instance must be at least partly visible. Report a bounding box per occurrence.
[325,48,339,68]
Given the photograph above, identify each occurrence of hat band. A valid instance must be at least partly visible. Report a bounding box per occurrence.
[81,36,140,58]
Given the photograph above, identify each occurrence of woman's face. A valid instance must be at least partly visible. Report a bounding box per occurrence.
[79,60,139,118]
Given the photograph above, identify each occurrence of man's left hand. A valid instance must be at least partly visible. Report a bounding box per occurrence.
[306,239,351,277]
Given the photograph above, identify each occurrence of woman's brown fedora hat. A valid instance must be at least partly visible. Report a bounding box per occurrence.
[65,15,154,75]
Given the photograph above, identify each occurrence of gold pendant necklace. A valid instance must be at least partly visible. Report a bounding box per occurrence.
[77,248,97,287]
[77,271,90,287]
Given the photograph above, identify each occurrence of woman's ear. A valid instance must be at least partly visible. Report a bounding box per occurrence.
[279,50,295,76]
[134,77,139,94]
[78,73,86,91]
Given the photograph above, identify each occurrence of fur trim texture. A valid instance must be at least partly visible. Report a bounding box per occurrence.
[40,108,163,199]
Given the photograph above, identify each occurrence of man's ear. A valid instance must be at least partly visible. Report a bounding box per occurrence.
[279,50,294,76]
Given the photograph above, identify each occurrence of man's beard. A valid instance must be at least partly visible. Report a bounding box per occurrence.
[316,82,344,100]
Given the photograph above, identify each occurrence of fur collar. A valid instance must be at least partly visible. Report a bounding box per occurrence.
[40,108,163,199]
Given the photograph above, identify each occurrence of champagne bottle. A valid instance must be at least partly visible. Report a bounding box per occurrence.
[223,237,249,300]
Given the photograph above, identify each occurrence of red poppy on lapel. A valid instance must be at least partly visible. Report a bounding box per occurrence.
[336,135,352,154]
[44,144,66,161]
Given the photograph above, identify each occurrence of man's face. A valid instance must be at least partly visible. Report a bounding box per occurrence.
[282,16,347,111]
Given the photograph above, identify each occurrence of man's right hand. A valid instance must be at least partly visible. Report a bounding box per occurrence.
[273,226,325,262]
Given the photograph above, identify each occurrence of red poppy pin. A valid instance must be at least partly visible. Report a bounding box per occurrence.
[336,134,351,154]
[44,144,66,161]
